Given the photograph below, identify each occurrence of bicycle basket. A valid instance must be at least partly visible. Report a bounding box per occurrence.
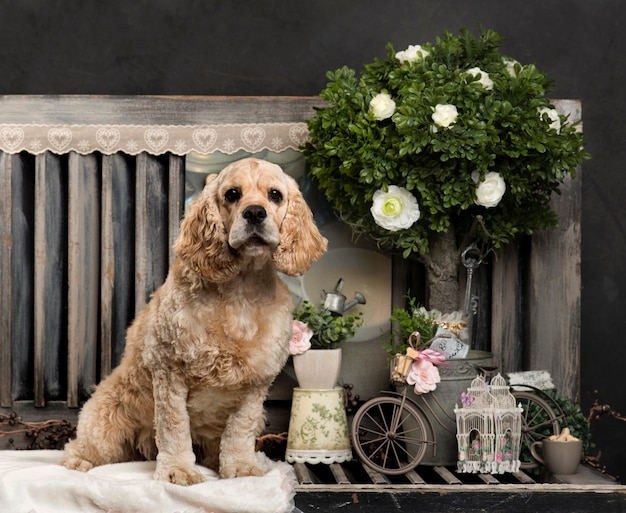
[390,354,414,386]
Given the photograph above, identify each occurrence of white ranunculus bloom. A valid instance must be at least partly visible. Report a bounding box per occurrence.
[431,104,458,128]
[369,93,396,121]
[502,57,521,77]
[370,185,420,231]
[395,44,430,64]
[538,107,561,134]
[475,172,506,208]
[466,67,494,90]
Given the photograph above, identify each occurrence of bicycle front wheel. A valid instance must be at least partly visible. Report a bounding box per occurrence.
[351,395,429,475]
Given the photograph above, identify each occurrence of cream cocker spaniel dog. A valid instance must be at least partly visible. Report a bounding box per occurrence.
[62,158,327,485]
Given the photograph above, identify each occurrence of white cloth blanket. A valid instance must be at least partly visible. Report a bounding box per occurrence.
[0,450,297,513]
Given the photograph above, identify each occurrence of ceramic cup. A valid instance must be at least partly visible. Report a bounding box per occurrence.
[530,439,582,475]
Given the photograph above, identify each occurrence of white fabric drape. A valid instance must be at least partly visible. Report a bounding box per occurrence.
[0,450,296,513]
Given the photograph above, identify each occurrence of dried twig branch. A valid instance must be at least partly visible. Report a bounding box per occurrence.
[584,393,626,481]
[0,412,76,450]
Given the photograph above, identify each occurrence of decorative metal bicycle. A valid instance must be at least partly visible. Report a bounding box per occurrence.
[350,355,565,475]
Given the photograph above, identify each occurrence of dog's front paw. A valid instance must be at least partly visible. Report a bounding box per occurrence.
[61,456,94,472]
[154,464,206,486]
[219,462,265,479]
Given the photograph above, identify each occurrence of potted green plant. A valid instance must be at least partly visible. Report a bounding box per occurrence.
[302,27,590,317]
[289,300,363,389]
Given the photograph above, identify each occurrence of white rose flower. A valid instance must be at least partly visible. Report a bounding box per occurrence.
[466,67,494,90]
[395,44,429,64]
[370,185,420,231]
[538,107,561,134]
[369,93,396,121]
[475,171,506,208]
[502,57,520,77]
[431,104,458,128]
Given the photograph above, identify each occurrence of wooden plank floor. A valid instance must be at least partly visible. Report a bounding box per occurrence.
[292,461,626,513]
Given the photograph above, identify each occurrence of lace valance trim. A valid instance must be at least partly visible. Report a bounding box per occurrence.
[0,123,309,156]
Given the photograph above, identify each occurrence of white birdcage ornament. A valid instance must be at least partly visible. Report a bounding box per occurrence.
[455,373,522,474]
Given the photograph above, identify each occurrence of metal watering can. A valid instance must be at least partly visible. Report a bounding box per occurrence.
[323,278,366,316]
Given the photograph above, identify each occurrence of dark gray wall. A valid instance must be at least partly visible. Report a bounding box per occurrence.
[2,0,625,479]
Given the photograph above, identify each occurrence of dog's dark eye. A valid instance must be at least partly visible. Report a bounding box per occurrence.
[225,188,241,203]
[268,189,283,204]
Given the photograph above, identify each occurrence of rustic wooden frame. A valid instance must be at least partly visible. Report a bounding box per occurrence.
[492,99,582,400]
[0,96,581,419]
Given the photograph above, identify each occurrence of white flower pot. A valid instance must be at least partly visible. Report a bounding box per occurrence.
[292,348,342,389]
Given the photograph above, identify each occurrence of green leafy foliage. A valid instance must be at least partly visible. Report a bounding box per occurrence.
[303,27,590,259]
[294,300,363,349]
[383,293,438,355]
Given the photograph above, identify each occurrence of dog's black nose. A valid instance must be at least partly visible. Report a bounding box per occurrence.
[243,205,267,225]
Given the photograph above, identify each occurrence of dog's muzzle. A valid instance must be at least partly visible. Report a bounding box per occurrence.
[243,205,267,226]
[229,204,279,251]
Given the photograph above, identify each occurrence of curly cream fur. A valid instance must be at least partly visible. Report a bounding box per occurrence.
[61,158,327,485]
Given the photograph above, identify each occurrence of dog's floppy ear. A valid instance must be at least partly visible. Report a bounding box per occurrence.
[273,175,328,276]
[174,176,238,282]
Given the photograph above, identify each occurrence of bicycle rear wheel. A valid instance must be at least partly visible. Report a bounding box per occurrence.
[351,395,429,475]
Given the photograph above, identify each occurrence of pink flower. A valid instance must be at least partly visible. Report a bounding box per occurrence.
[289,320,313,355]
[406,358,441,394]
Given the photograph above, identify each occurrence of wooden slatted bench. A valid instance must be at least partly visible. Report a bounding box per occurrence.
[291,461,626,512]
